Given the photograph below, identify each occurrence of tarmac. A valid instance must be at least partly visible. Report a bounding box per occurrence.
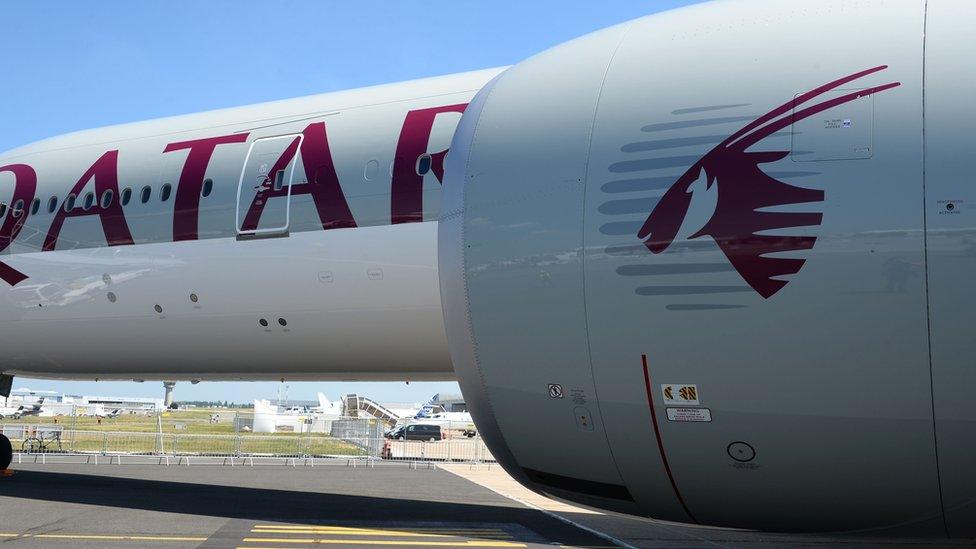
[0,459,968,548]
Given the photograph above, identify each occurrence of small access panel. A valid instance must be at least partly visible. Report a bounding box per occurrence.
[236,134,304,238]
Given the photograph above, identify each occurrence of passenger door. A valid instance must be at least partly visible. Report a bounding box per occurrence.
[236,134,303,237]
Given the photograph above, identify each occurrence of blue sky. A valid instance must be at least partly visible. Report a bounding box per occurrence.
[0,1,702,404]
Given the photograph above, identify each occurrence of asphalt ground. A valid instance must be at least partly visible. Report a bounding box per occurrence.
[0,461,616,549]
[0,461,969,549]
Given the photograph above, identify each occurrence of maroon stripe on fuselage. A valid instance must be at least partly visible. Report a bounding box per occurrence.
[642,353,698,523]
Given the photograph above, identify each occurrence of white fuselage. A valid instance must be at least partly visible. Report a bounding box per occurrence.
[417,412,475,430]
[0,68,504,381]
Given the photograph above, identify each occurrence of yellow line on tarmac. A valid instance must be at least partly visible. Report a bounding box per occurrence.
[33,534,208,542]
[241,538,525,547]
[0,534,19,538]
[251,528,510,538]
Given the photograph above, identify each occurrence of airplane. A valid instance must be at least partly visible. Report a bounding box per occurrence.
[379,394,442,421]
[420,411,477,437]
[255,393,342,432]
[410,395,439,419]
[384,394,465,431]
[313,393,342,418]
[425,411,473,424]
[399,394,474,431]
[15,399,45,418]
[0,0,973,538]
[276,394,342,417]
[96,408,124,419]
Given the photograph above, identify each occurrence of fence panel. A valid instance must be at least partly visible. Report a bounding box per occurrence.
[238,435,302,457]
[173,434,237,456]
[2,424,496,463]
[65,430,108,454]
[302,436,368,457]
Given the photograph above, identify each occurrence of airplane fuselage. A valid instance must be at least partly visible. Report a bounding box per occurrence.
[0,68,503,380]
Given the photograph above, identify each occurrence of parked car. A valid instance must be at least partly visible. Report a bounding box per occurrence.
[385,424,444,442]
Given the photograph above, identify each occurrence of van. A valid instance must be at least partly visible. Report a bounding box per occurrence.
[386,424,444,442]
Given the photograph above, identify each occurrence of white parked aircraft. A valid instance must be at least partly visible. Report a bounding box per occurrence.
[409,394,439,419]
[98,408,123,420]
[0,0,973,538]
[313,393,342,418]
[14,399,45,418]
[253,395,340,433]
[402,395,473,429]
[381,394,440,421]
[418,411,477,437]
[424,411,472,424]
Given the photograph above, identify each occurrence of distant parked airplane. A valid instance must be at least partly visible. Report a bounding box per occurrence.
[313,393,342,418]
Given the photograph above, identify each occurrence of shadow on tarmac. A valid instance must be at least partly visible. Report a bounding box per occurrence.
[0,467,614,547]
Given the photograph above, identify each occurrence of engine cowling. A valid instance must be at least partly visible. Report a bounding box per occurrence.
[440,0,975,536]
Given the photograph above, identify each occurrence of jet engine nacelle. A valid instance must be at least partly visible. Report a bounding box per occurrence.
[440,0,976,536]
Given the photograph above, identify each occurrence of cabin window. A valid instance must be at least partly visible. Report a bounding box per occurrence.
[100,189,114,208]
[363,159,379,181]
[11,199,24,217]
[64,194,76,212]
[47,196,57,213]
[82,192,95,211]
[140,186,152,204]
[120,187,132,206]
[160,183,172,202]
[29,198,39,215]
[0,203,7,218]
[416,154,432,176]
[202,178,213,198]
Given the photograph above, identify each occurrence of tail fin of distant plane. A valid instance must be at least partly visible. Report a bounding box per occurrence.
[413,394,438,419]
[317,392,331,410]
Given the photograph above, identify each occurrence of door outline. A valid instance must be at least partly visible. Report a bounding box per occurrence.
[235,133,304,236]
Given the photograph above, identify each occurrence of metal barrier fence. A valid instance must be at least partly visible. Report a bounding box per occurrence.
[0,424,495,464]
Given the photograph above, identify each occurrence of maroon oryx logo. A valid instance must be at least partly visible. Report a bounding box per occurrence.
[638,66,900,298]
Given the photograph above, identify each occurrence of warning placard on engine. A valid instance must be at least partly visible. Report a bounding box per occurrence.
[661,384,700,406]
[666,407,712,422]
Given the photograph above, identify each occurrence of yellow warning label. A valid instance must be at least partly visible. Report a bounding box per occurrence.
[660,384,701,406]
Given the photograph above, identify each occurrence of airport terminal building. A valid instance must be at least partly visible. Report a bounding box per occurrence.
[3,389,164,413]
